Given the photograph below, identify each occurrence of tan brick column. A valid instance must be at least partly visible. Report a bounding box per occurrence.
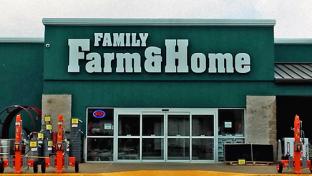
[42,94,72,132]
[246,96,277,160]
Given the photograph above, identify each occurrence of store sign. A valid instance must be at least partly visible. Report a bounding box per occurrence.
[93,110,106,118]
[68,32,251,74]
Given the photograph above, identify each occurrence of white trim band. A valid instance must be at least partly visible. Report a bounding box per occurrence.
[43,18,276,26]
[0,38,44,43]
[275,38,312,44]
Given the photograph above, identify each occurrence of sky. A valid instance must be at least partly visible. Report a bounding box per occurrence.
[0,0,311,38]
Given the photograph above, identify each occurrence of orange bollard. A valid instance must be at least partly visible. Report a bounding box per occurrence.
[56,151,63,173]
[14,114,23,173]
[55,114,64,173]
[293,115,301,174]
[14,151,22,173]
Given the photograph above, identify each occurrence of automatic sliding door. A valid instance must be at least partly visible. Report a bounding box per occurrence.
[167,113,190,160]
[115,109,216,162]
[142,114,164,161]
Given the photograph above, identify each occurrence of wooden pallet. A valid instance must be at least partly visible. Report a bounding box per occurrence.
[226,161,273,166]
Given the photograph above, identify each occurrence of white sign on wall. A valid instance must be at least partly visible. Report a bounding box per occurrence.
[224,121,232,128]
[67,32,251,74]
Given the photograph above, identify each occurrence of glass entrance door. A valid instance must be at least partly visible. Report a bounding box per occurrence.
[167,113,190,161]
[115,108,216,162]
[142,113,164,161]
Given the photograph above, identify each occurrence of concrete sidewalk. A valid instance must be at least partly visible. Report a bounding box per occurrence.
[2,163,312,175]
[80,163,275,173]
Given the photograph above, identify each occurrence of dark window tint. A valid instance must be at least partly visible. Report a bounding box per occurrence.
[218,109,244,136]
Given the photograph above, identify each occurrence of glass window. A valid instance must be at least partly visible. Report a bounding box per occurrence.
[118,138,140,160]
[142,115,164,136]
[87,108,114,136]
[168,114,190,136]
[87,138,113,161]
[142,138,164,160]
[192,138,214,160]
[168,138,190,160]
[118,115,140,136]
[192,115,214,136]
[218,109,244,136]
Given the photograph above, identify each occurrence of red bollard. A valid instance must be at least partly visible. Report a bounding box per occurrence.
[55,114,64,173]
[293,115,301,174]
[14,114,23,174]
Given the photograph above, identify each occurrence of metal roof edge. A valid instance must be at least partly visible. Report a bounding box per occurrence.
[0,38,44,43]
[42,18,276,26]
[275,62,312,64]
[275,38,312,44]
[275,79,312,83]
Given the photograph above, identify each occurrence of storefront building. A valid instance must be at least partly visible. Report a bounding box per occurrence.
[1,18,312,163]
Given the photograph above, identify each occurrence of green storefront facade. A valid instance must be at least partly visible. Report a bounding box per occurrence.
[1,18,312,163]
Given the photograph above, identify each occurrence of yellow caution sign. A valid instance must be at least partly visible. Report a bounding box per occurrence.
[238,159,246,165]
[38,132,44,139]
[72,118,79,124]
[46,124,52,130]
[30,141,37,147]
[44,115,51,122]
[48,140,53,147]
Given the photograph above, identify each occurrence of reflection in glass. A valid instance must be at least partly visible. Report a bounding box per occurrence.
[218,109,244,136]
[192,115,214,136]
[142,115,164,136]
[118,115,140,136]
[118,138,140,160]
[142,138,164,160]
[168,138,190,160]
[168,115,190,136]
[87,138,113,161]
[192,138,214,160]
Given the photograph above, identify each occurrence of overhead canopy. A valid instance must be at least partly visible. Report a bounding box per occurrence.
[275,63,312,82]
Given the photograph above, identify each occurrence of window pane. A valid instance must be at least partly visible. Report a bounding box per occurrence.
[118,115,140,136]
[87,108,114,136]
[87,138,113,161]
[142,138,164,160]
[118,138,140,160]
[192,138,214,160]
[168,138,190,160]
[218,109,244,136]
[192,115,214,136]
[142,115,164,136]
[168,114,190,136]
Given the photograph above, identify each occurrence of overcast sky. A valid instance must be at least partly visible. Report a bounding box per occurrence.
[1,0,311,38]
